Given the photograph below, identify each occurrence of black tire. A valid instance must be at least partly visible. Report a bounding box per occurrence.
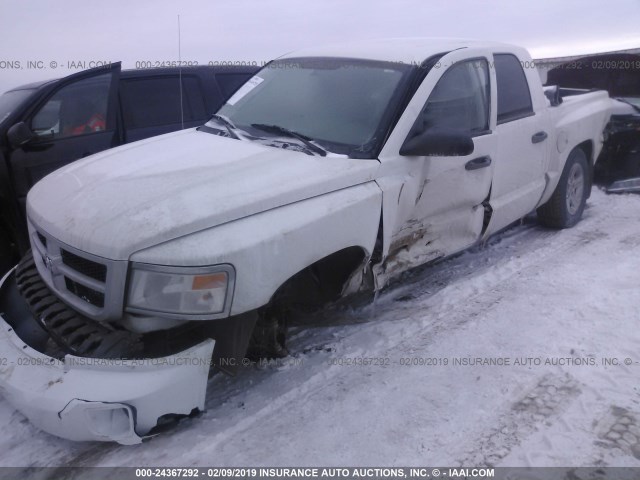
[246,305,289,360]
[537,148,589,228]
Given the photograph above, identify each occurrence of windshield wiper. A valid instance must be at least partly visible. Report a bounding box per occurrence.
[251,123,327,156]
[210,114,240,139]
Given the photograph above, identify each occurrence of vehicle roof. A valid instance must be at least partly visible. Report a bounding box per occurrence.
[5,64,258,93]
[119,64,258,79]
[278,37,519,64]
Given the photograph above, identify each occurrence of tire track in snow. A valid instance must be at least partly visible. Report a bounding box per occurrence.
[456,374,582,467]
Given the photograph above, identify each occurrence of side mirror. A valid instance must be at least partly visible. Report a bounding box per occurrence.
[7,122,36,148]
[400,129,474,157]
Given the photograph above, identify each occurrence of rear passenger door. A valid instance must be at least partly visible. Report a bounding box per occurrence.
[484,53,547,236]
[120,75,209,142]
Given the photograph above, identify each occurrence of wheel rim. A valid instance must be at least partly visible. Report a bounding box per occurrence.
[566,162,585,215]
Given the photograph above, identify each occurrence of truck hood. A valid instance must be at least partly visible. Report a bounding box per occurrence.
[27,129,380,260]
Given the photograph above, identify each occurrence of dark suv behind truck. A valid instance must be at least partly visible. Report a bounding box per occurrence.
[0,63,258,272]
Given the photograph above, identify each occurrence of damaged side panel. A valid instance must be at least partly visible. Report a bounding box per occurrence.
[373,204,485,288]
[374,138,494,289]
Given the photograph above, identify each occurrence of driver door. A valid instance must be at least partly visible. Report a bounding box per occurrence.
[7,63,121,214]
[375,50,497,285]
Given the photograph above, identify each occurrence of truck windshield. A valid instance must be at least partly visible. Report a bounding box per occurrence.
[209,57,412,157]
[0,89,35,125]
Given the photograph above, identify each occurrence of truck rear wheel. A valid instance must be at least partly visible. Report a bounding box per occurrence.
[537,148,589,228]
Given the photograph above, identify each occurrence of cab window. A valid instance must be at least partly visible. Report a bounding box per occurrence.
[31,73,112,139]
[120,76,207,129]
[414,59,490,136]
[494,54,533,124]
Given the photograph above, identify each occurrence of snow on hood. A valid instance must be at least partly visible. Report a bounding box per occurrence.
[27,128,380,260]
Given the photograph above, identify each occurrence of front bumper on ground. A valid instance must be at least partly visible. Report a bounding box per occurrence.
[0,267,214,445]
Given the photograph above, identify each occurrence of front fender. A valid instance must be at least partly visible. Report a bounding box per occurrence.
[130,183,382,315]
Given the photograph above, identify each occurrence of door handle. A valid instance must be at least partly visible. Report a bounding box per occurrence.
[531,131,548,144]
[465,156,492,171]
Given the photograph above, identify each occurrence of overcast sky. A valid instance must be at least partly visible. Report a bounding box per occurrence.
[1,0,639,93]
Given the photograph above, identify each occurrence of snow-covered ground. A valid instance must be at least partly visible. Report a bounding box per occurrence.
[0,188,639,468]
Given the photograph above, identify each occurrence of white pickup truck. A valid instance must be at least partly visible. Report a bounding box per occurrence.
[0,39,611,444]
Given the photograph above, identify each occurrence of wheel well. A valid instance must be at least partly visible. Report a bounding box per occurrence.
[269,246,368,311]
[574,140,593,198]
[575,140,593,164]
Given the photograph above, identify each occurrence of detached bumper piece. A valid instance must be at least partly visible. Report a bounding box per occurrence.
[0,267,214,444]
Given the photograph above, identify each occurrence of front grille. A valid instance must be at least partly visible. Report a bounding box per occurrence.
[15,253,142,359]
[14,252,204,360]
[28,221,127,321]
[64,277,105,308]
[61,249,107,282]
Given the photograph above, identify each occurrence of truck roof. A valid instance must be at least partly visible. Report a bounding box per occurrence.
[278,37,519,64]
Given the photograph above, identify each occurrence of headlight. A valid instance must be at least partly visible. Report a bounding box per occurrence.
[126,263,235,319]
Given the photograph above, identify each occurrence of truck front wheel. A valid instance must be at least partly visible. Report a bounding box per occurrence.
[537,148,589,228]
[246,305,289,360]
